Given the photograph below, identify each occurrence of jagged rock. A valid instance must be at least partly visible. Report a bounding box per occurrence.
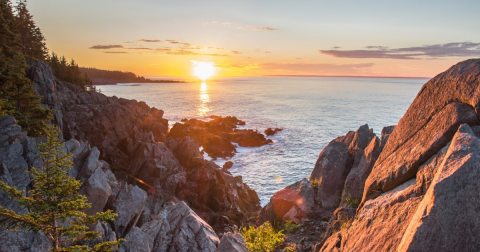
[218,232,248,252]
[77,147,101,182]
[30,60,169,170]
[264,127,283,136]
[109,184,147,238]
[331,179,422,252]
[398,124,480,251]
[258,178,315,224]
[379,125,395,151]
[127,141,181,186]
[0,116,26,145]
[340,137,380,205]
[84,167,113,216]
[310,140,350,210]
[348,124,374,154]
[120,201,220,252]
[364,59,480,202]
[222,161,234,170]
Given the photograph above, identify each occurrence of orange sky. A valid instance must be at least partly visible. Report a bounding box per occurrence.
[28,0,480,78]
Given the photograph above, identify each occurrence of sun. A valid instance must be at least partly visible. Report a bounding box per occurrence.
[192,61,216,81]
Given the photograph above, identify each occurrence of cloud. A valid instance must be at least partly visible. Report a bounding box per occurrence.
[166,40,180,44]
[265,51,271,53]
[103,51,128,54]
[138,39,162,43]
[239,26,278,31]
[261,63,375,75]
[125,47,154,50]
[231,50,242,54]
[205,21,278,31]
[90,45,124,49]
[156,48,227,57]
[320,42,480,59]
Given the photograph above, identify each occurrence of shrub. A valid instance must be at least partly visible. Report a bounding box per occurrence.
[283,220,301,233]
[241,222,284,252]
[341,194,360,209]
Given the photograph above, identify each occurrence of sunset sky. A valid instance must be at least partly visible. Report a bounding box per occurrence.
[28,0,480,78]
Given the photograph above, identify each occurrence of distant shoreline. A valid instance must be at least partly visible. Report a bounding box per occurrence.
[266,74,431,79]
[93,80,186,85]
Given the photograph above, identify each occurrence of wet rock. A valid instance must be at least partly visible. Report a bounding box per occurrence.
[222,161,234,170]
[218,232,248,252]
[168,116,272,159]
[264,127,283,136]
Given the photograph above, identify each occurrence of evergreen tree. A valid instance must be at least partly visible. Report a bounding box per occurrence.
[13,0,47,60]
[0,0,51,136]
[0,126,123,252]
[46,52,96,91]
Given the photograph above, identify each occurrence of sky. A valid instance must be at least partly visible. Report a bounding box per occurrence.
[27,0,480,78]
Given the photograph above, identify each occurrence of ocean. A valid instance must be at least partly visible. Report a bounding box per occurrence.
[99,76,427,206]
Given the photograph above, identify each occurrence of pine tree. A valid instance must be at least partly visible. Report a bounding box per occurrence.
[0,0,51,136]
[0,126,123,252]
[14,0,47,60]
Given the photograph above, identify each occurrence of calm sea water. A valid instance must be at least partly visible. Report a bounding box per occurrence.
[99,76,426,206]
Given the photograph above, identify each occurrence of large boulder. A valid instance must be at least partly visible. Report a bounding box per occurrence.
[363,59,480,202]
[258,178,315,224]
[310,140,350,210]
[108,184,147,238]
[398,124,480,251]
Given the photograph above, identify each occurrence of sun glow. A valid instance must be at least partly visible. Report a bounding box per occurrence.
[192,61,216,81]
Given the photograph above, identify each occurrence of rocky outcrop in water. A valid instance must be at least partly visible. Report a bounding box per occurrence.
[168,116,273,159]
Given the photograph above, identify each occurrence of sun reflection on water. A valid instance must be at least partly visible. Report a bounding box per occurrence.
[198,82,210,116]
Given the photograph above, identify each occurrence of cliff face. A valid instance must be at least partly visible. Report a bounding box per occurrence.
[0,60,258,251]
[259,59,480,251]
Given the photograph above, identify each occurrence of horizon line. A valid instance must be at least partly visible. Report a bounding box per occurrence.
[265,74,432,79]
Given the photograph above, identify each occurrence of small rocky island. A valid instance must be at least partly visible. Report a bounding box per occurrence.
[2,59,480,251]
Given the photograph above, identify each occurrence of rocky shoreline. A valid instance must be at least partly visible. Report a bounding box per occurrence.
[2,59,480,251]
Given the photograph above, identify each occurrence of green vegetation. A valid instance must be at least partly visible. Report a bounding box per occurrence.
[310,178,319,190]
[341,194,360,209]
[13,0,47,60]
[0,0,51,136]
[0,126,123,251]
[46,52,96,91]
[340,218,354,231]
[241,222,285,252]
[282,220,301,233]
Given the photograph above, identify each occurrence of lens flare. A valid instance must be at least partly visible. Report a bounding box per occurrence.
[191,61,216,81]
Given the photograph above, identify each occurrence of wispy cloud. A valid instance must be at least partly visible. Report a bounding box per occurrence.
[90,45,124,49]
[166,40,180,44]
[265,51,271,54]
[103,51,128,54]
[156,48,227,57]
[138,39,162,43]
[231,50,242,54]
[239,26,278,31]
[320,42,480,59]
[204,21,279,31]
